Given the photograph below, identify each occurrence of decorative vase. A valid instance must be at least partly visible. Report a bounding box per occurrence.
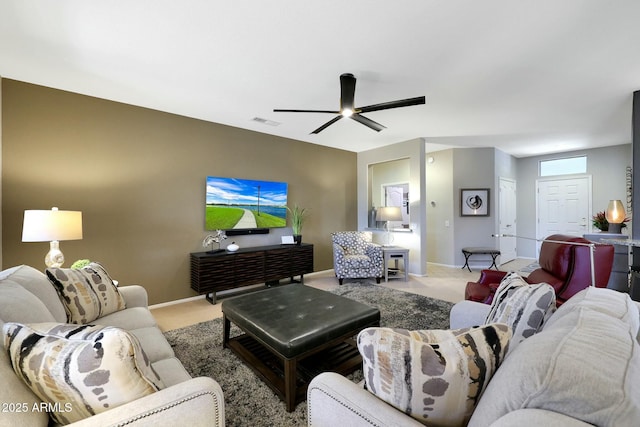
[294,235,302,245]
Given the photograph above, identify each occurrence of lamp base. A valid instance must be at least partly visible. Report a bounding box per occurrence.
[384,228,395,247]
[45,241,65,268]
[608,223,623,234]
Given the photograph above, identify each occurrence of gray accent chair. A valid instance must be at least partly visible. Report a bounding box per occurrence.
[332,231,383,285]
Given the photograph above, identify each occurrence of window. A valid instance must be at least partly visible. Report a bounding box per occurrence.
[539,156,587,177]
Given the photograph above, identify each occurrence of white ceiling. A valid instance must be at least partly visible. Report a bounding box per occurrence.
[2,1,640,157]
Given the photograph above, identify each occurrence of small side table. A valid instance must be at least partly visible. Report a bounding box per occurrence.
[382,247,409,282]
[461,247,501,272]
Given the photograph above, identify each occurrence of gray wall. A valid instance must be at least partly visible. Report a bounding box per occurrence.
[425,147,502,267]
[452,148,496,265]
[424,144,628,266]
[494,148,518,182]
[516,144,631,257]
[358,139,427,275]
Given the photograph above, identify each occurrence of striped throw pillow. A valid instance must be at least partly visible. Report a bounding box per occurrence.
[3,322,163,425]
[358,324,511,427]
[46,262,125,324]
[485,272,556,354]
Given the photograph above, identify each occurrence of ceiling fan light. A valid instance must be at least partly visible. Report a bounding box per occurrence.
[274,73,425,133]
[341,108,354,117]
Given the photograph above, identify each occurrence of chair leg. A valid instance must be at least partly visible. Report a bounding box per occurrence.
[376,277,381,284]
[339,278,343,285]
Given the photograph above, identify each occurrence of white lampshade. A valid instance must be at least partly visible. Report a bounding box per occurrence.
[376,206,403,247]
[22,207,83,268]
[605,200,626,224]
[22,208,83,242]
[376,206,403,222]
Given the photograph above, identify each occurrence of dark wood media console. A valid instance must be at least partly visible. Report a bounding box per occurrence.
[190,243,314,304]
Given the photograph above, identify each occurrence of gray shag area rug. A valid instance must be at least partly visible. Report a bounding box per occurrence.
[164,281,454,427]
[518,262,539,274]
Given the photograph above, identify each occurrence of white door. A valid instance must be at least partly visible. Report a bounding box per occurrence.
[537,176,591,253]
[499,178,517,264]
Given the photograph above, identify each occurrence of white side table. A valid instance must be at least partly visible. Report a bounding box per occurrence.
[382,247,409,282]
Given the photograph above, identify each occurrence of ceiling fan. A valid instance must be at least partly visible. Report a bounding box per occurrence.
[274,73,425,134]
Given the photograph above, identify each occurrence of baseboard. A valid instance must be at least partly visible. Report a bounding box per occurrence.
[428,261,458,269]
[428,257,536,271]
[149,294,206,309]
[305,269,333,276]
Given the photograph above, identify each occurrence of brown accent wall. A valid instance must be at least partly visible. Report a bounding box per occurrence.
[2,79,357,304]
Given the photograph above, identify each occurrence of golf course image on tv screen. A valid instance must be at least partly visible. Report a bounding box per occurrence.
[205,176,288,230]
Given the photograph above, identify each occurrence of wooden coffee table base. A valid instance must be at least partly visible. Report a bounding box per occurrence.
[223,315,374,412]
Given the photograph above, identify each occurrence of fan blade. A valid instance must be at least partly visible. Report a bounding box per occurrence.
[358,96,425,113]
[311,115,342,134]
[340,73,356,113]
[274,108,339,114]
[350,114,386,132]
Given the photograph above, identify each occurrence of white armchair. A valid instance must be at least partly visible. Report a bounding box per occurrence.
[331,231,384,285]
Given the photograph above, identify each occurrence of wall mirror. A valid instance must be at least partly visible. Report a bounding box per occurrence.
[368,158,411,230]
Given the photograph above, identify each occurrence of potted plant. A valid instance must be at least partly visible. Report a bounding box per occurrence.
[287,204,308,245]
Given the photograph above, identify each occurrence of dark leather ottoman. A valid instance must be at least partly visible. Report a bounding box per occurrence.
[222,283,380,412]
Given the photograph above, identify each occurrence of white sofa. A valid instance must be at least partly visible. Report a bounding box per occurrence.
[0,265,225,427]
[308,287,640,426]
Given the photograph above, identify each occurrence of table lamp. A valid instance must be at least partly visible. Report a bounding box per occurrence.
[605,199,626,234]
[376,206,402,246]
[22,207,83,267]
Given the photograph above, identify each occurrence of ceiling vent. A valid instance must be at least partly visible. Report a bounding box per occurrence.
[252,117,281,126]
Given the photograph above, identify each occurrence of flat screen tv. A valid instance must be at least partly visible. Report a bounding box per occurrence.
[205,176,288,233]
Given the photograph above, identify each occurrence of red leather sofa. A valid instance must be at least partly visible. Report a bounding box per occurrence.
[465,234,615,306]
